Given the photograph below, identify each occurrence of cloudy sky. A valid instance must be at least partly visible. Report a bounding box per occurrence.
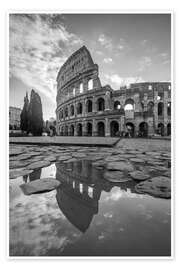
[9,13,171,120]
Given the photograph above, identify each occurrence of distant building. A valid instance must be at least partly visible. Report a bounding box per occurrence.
[9,106,21,130]
[45,117,56,129]
[56,46,171,137]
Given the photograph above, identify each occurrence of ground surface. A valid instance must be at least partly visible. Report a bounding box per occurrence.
[9,138,171,256]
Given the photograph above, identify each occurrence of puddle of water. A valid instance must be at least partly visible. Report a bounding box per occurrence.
[9,160,171,256]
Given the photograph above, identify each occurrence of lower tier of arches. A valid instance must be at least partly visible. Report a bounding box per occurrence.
[57,120,171,137]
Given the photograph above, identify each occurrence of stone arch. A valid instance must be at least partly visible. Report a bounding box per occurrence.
[110,121,119,137]
[65,125,69,136]
[139,122,148,137]
[114,100,121,110]
[167,123,171,136]
[70,104,74,116]
[86,122,93,136]
[97,97,105,111]
[167,102,171,116]
[158,102,164,116]
[88,79,93,90]
[97,121,105,136]
[59,110,63,120]
[77,102,83,114]
[61,126,65,136]
[86,99,93,113]
[147,101,154,114]
[158,123,164,136]
[124,98,134,110]
[65,107,68,118]
[77,123,83,136]
[125,122,135,137]
[69,124,74,136]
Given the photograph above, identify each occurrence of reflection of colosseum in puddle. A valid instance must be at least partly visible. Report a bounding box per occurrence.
[56,46,171,138]
[55,161,102,232]
[55,160,138,232]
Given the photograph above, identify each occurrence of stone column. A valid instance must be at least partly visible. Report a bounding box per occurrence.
[105,92,111,111]
[92,96,97,112]
[82,99,86,117]
[105,118,110,137]
[154,91,158,132]
[74,123,78,136]
[82,122,87,136]
[163,91,168,136]
[92,119,97,136]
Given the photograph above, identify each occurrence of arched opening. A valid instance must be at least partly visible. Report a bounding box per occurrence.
[70,125,74,136]
[139,122,148,137]
[167,102,171,116]
[88,79,93,90]
[77,102,82,115]
[87,122,92,136]
[70,105,74,116]
[167,123,171,136]
[97,122,105,137]
[124,99,134,111]
[86,100,92,113]
[65,126,68,136]
[65,107,68,118]
[59,110,63,120]
[147,101,154,114]
[158,123,164,136]
[61,126,65,136]
[110,121,119,137]
[77,123,82,136]
[158,102,164,116]
[79,83,83,93]
[125,122,135,137]
[97,98,105,111]
[114,100,121,110]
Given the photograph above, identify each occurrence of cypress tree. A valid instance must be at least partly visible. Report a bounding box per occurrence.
[28,89,43,136]
[20,92,29,133]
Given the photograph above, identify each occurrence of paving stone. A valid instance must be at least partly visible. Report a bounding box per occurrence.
[57,155,72,161]
[26,160,51,170]
[135,176,171,199]
[15,154,33,161]
[72,153,86,158]
[20,178,60,195]
[9,160,31,169]
[63,158,77,163]
[106,161,134,172]
[9,149,24,156]
[129,158,145,163]
[43,156,57,162]
[129,171,150,181]
[103,171,127,183]
[92,160,107,168]
[9,169,33,179]
[104,156,126,162]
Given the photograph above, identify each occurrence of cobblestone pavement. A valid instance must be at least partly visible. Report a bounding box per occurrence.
[9,138,171,199]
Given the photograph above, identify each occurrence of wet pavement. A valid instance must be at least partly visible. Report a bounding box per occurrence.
[9,139,171,256]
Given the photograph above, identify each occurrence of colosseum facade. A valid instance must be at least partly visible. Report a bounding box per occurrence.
[56,46,171,137]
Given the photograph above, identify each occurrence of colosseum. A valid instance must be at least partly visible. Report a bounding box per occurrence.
[56,46,171,137]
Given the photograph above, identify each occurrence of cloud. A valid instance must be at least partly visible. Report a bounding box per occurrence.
[103,57,113,63]
[138,56,152,71]
[159,52,170,65]
[104,74,144,88]
[98,34,113,50]
[9,14,83,103]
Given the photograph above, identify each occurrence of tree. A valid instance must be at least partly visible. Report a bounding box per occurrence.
[20,92,29,133]
[28,89,43,136]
